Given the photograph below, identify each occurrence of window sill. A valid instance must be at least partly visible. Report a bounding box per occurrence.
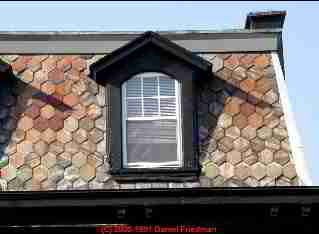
[110,168,200,182]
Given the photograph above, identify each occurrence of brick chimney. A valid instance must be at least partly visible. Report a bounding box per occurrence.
[245,11,286,29]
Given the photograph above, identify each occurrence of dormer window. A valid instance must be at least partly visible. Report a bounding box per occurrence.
[122,72,182,169]
[89,31,211,180]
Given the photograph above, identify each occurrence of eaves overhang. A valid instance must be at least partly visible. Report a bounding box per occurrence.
[0,29,282,54]
[0,187,318,232]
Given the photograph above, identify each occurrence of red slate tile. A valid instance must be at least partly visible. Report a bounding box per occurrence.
[255,54,270,68]
[34,116,50,132]
[239,54,258,68]
[48,115,64,131]
[72,58,87,71]
[224,54,241,70]
[48,68,65,83]
[240,102,256,117]
[57,57,72,72]
[12,56,32,73]
[63,93,79,107]
[55,109,72,120]
[32,98,46,108]
[24,104,41,119]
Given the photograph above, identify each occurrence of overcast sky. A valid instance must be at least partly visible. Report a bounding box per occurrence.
[1,1,318,184]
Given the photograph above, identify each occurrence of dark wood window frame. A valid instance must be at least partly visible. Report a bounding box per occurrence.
[89,31,211,181]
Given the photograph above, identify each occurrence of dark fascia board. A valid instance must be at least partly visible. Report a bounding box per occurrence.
[90,31,212,80]
[0,29,281,53]
[0,187,319,208]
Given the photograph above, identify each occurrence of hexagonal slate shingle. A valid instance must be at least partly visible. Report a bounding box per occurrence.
[226,150,242,165]
[1,164,17,181]
[219,162,234,179]
[80,164,95,182]
[72,151,87,168]
[79,117,95,131]
[48,165,64,183]
[11,129,26,143]
[283,163,297,179]
[87,104,102,119]
[73,128,88,144]
[241,126,257,140]
[88,128,104,143]
[204,163,219,179]
[33,165,48,182]
[41,81,56,95]
[41,128,56,143]
[17,141,34,155]
[240,102,256,117]
[257,126,272,140]
[251,162,266,180]
[233,137,250,153]
[40,105,55,119]
[266,163,282,179]
[235,163,251,180]
[224,99,240,116]
[72,104,87,120]
[57,152,72,168]
[57,129,72,144]
[248,113,263,128]
[218,137,234,153]
[232,113,248,129]
[41,152,57,169]
[17,165,32,183]
[34,141,49,156]
[48,115,64,131]
[274,150,290,166]
[64,116,79,132]
[63,93,79,107]
[65,141,80,155]
[33,116,50,132]
[217,113,232,129]
[25,153,40,168]
[17,116,33,131]
[225,126,240,140]
[24,104,41,119]
[26,129,41,143]
[64,165,80,182]
[259,148,274,165]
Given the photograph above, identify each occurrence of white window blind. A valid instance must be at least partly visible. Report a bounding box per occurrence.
[122,72,182,168]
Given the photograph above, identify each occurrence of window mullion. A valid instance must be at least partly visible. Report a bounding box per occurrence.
[157,76,160,117]
[141,77,144,117]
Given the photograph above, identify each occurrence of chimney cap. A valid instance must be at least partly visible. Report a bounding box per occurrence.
[245,10,287,29]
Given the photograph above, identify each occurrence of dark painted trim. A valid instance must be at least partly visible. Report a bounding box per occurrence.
[89,32,207,180]
[0,187,318,232]
[90,31,211,81]
[0,187,319,208]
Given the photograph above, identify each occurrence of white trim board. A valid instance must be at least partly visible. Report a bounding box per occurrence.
[271,53,312,186]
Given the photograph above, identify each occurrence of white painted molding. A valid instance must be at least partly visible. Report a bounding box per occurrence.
[271,53,312,186]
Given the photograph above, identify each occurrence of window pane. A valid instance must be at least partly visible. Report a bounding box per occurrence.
[143,77,158,97]
[159,76,175,96]
[126,77,141,97]
[160,98,176,116]
[144,98,159,117]
[127,99,142,117]
[126,119,178,163]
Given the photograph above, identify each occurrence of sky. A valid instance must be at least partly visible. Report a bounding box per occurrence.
[1,1,319,184]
